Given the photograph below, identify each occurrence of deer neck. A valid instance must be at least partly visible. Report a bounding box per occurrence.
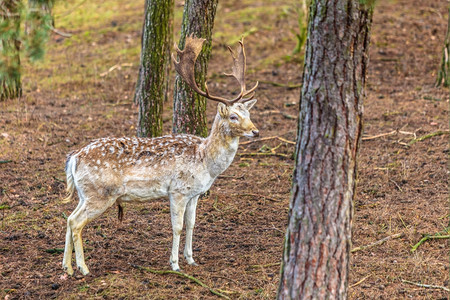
[203,114,239,178]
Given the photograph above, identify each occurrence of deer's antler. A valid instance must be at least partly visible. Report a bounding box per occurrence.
[172,35,258,106]
[224,38,259,102]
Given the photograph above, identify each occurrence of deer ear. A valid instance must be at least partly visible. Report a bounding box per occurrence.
[244,99,257,110]
[218,103,230,117]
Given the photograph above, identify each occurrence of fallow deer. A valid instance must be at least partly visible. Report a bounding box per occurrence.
[62,36,259,275]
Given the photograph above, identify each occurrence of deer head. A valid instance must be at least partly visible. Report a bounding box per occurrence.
[172,35,259,138]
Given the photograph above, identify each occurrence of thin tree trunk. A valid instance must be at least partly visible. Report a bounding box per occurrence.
[277,1,373,299]
[0,0,22,101]
[172,0,218,137]
[134,0,174,137]
[436,6,450,87]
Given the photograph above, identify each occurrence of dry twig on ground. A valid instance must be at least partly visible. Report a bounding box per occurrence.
[238,152,288,158]
[50,26,72,38]
[350,274,372,288]
[362,129,419,141]
[131,264,231,299]
[100,63,133,77]
[240,136,296,145]
[401,279,449,292]
[249,262,281,268]
[362,130,397,141]
[259,80,301,89]
[351,233,404,253]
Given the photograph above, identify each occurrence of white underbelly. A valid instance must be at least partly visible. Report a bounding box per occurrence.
[119,178,169,202]
[118,169,216,202]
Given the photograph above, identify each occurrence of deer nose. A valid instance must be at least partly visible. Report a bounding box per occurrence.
[252,130,259,137]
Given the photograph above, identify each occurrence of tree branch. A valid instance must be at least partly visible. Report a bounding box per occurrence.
[411,233,450,252]
[408,130,449,145]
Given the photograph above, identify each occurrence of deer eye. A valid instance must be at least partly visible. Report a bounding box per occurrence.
[230,114,239,121]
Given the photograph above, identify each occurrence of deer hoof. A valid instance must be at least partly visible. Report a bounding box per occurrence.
[171,264,182,272]
[63,266,74,276]
[77,265,90,276]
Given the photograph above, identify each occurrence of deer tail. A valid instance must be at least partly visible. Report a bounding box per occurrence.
[62,152,77,203]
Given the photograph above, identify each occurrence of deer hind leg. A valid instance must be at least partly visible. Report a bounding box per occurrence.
[69,196,117,275]
[62,199,84,275]
[184,195,199,266]
[169,193,188,271]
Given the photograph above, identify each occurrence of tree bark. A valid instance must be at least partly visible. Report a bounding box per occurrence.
[134,0,174,137]
[0,0,22,101]
[436,6,450,87]
[172,0,218,137]
[277,1,373,299]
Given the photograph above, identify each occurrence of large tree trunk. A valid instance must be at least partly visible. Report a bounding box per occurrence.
[0,0,22,101]
[134,0,174,137]
[277,1,373,299]
[172,0,218,137]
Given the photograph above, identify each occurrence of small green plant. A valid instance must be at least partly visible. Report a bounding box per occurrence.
[78,284,90,292]
[0,202,11,229]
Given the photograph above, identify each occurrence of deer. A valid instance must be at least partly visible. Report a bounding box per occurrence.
[61,36,259,276]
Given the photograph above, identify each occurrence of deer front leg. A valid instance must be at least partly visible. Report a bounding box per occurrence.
[184,195,199,266]
[169,193,187,271]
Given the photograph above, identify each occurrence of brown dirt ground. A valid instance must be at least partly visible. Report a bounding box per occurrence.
[0,0,448,299]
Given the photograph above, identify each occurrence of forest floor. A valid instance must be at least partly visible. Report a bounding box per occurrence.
[0,0,448,299]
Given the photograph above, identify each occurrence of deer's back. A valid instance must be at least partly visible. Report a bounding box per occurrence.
[70,135,213,201]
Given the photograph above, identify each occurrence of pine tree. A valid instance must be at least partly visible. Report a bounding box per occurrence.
[436,6,450,87]
[277,1,374,298]
[134,0,174,137]
[0,0,53,101]
[0,0,22,100]
[172,0,218,137]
